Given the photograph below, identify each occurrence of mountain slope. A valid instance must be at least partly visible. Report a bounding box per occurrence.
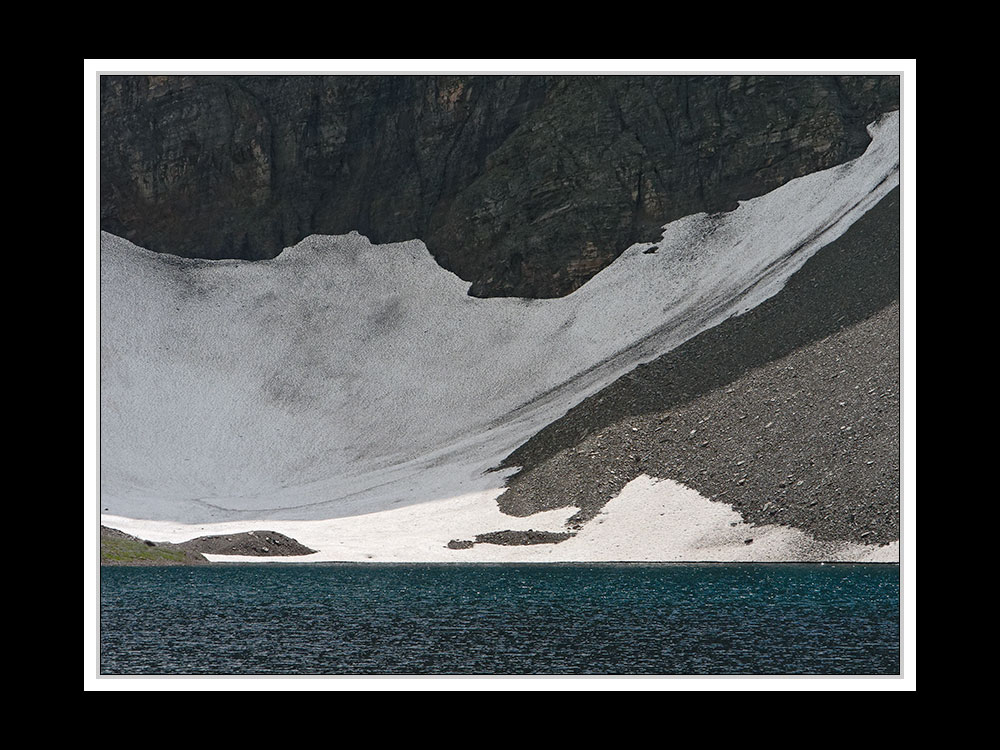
[500,189,900,545]
[100,113,900,560]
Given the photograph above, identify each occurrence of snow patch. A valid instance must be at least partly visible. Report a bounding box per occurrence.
[102,475,897,563]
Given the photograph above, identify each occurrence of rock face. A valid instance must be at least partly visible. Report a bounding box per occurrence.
[100,74,898,298]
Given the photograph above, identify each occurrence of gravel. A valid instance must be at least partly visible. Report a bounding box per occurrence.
[495,187,901,546]
[177,530,316,557]
[448,529,576,549]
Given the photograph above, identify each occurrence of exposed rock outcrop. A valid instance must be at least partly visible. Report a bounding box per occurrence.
[100,74,899,298]
[178,530,316,557]
[447,529,575,550]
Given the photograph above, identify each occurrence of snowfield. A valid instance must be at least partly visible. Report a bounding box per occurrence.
[99,112,900,562]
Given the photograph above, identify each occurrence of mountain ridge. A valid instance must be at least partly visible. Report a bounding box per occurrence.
[100,74,899,298]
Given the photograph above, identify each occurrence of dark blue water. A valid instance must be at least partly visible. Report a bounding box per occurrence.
[99,564,899,675]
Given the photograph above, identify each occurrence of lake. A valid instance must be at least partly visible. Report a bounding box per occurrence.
[99,563,899,676]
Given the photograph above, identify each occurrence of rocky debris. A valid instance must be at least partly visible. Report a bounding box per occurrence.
[495,188,901,547]
[100,74,898,298]
[447,529,574,549]
[177,530,316,557]
[475,529,574,546]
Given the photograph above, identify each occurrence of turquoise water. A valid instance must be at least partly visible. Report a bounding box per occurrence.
[99,564,899,675]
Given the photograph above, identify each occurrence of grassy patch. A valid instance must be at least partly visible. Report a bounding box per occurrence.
[100,536,194,565]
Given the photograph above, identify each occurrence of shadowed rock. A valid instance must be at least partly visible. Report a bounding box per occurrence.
[101,74,899,298]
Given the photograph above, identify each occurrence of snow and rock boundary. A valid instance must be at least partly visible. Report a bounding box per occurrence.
[99,114,901,562]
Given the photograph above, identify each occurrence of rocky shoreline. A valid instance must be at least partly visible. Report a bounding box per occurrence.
[496,187,901,547]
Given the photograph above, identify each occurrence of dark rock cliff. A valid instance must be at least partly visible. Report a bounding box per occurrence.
[101,74,899,298]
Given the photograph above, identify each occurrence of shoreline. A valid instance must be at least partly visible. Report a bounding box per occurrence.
[102,558,901,567]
